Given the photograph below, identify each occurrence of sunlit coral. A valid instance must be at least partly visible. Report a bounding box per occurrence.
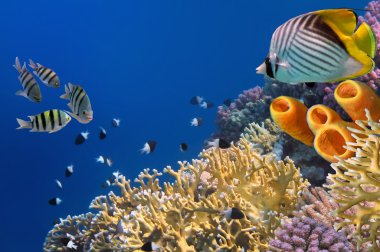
[44,138,308,251]
[327,109,380,250]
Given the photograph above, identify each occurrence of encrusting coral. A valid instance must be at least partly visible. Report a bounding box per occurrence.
[327,109,380,251]
[44,137,308,251]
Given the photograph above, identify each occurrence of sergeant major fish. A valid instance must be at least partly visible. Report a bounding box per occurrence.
[256,9,376,84]
[29,59,60,88]
[16,109,71,133]
[13,57,42,102]
[60,83,93,124]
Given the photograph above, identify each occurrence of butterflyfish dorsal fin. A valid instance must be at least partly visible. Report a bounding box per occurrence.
[353,22,377,58]
[316,9,357,37]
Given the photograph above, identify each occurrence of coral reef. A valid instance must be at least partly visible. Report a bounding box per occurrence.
[327,109,380,250]
[44,137,308,251]
[215,85,271,143]
[267,216,353,252]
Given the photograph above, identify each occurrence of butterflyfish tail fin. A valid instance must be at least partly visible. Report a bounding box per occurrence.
[16,118,32,129]
[353,22,377,58]
[316,9,357,36]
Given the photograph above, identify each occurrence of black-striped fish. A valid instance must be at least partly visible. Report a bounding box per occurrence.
[256,9,376,84]
[60,83,93,124]
[29,59,60,88]
[16,109,71,133]
[13,57,42,102]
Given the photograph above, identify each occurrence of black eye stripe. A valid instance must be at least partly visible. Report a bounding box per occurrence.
[265,57,274,78]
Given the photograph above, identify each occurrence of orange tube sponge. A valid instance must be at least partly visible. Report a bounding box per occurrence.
[306,105,342,134]
[313,121,356,163]
[334,80,380,121]
[270,96,314,146]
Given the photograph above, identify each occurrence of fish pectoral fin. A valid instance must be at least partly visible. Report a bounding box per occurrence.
[67,102,74,111]
[15,90,25,97]
[353,22,376,58]
[316,9,357,36]
[65,110,80,122]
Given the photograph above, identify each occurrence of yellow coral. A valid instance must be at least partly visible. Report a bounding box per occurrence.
[45,137,308,251]
[327,109,380,251]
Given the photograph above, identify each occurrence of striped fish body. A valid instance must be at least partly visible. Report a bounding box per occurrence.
[257,9,376,84]
[13,57,42,103]
[29,59,60,88]
[16,109,71,133]
[60,83,93,124]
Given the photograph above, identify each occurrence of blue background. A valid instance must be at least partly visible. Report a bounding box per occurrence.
[0,0,369,250]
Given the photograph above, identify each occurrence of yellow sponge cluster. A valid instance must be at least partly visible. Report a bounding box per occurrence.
[270,80,380,162]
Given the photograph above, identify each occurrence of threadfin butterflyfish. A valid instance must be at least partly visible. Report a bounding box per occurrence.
[256,9,376,84]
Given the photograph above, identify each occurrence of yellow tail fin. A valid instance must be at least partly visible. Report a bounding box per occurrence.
[353,22,377,58]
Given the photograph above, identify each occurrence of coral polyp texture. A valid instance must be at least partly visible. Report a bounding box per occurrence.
[267,216,353,252]
[44,138,308,251]
[215,85,271,143]
[327,110,380,250]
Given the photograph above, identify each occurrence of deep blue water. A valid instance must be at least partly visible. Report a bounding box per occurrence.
[0,0,369,251]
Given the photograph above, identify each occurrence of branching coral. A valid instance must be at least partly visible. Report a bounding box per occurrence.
[241,119,282,155]
[327,109,380,251]
[44,138,308,251]
[267,216,353,252]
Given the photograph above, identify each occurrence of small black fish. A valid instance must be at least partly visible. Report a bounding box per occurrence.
[99,127,106,140]
[179,143,188,152]
[65,165,74,177]
[75,131,89,145]
[141,241,160,251]
[200,101,214,109]
[48,197,62,206]
[224,207,244,219]
[190,117,203,127]
[101,180,111,189]
[304,82,316,88]
[223,98,232,106]
[208,138,230,149]
[112,118,121,127]
[141,140,157,154]
[190,96,203,105]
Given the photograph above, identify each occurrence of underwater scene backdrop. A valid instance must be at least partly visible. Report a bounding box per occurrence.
[0,0,377,251]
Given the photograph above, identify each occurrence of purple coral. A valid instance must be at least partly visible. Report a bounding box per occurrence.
[268,217,353,252]
[214,85,271,142]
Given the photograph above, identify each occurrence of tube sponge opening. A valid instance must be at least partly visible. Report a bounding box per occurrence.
[334,80,380,121]
[270,96,314,146]
[314,122,355,162]
[307,105,343,134]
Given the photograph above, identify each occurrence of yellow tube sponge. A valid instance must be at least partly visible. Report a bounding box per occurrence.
[313,121,356,163]
[327,109,380,250]
[270,96,314,146]
[334,80,380,121]
[306,104,343,135]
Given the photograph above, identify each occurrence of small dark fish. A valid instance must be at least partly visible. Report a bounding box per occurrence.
[106,158,113,167]
[112,118,121,127]
[223,99,232,106]
[99,127,107,140]
[75,131,89,145]
[141,140,157,154]
[65,164,74,177]
[101,180,111,189]
[190,96,203,105]
[223,207,244,219]
[48,197,62,206]
[141,241,160,251]
[304,82,316,88]
[207,138,231,149]
[179,143,188,152]
[190,117,203,127]
[200,101,214,109]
